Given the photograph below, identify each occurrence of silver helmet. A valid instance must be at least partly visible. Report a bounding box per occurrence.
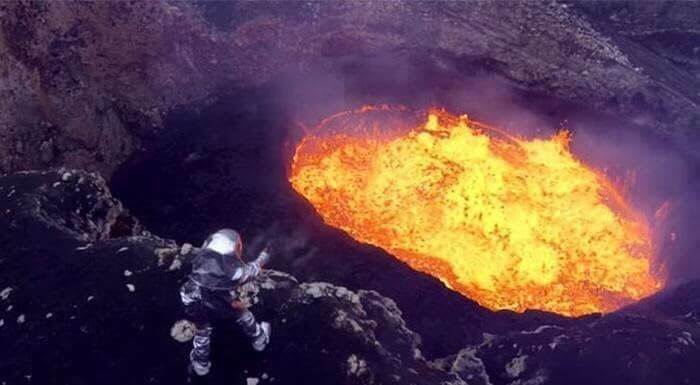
[203,228,243,257]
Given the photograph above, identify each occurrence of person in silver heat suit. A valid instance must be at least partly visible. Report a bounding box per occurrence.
[179,229,271,376]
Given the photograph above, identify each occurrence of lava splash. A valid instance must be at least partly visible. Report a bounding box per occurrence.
[290,108,662,316]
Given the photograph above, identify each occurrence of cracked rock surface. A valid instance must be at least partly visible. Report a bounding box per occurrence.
[0,1,698,177]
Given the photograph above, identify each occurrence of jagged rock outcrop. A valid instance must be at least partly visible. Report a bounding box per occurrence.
[230,276,466,385]
[436,284,700,385]
[1,1,698,177]
[0,170,469,385]
[0,170,180,384]
[433,348,493,385]
[0,169,139,241]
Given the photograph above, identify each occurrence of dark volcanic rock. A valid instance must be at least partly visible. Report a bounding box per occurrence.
[439,284,700,385]
[0,170,182,384]
[236,278,465,385]
[0,169,138,241]
[0,1,698,177]
[0,169,465,385]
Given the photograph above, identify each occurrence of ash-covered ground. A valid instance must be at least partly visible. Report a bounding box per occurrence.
[1,1,700,385]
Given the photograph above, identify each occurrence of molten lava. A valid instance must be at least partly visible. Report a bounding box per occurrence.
[290,108,662,316]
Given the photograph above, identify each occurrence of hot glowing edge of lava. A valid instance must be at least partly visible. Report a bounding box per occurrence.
[290,108,663,317]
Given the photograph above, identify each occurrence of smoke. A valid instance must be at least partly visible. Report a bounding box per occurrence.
[569,115,699,285]
[267,50,700,286]
[271,52,563,144]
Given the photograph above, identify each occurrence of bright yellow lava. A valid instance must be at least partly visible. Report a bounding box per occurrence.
[290,109,662,316]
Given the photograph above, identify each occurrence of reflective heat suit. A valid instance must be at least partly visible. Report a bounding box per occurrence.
[180,230,270,376]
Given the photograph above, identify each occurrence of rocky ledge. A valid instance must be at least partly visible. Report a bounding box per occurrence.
[1,169,700,385]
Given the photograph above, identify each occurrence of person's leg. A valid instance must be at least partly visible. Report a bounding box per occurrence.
[181,281,213,376]
[231,301,270,351]
[190,322,213,376]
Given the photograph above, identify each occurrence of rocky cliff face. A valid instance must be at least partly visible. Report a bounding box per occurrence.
[1,1,698,177]
[2,169,700,385]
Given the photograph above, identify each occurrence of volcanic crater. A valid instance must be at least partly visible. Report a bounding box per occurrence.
[110,52,690,358]
[3,2,700,385]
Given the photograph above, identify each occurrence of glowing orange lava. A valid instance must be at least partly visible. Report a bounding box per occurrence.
[290,108,663,316]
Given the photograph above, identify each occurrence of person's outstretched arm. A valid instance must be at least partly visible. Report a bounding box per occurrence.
[232,247,271,283]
